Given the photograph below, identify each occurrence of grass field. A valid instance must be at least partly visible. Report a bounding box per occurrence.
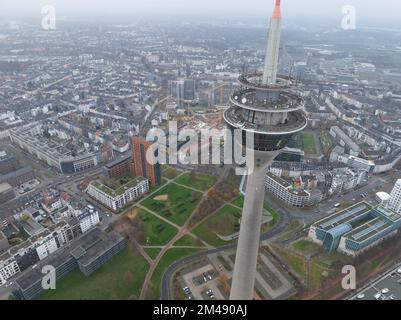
[175,172,217,191]
[272,245,307,283]
[147,248,203,299]
[163,167,181,180]
[292,239,321,257]
[263,202,279,223]
[38,244,149,300]
[142,183,202,226]
[232,195,244,208]
[320,131,334,154]
[232,196,279,224]
[137,208,178,246]
[144,248,162,260]
[193,205,241,247]
[174,235,203,247]
[302,132,318,154]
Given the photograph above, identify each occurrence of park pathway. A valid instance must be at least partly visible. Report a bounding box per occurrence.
[139,167,230,299]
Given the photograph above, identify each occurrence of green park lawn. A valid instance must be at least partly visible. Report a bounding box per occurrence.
[38,244,149,300]
[163,167,181,180]
[232,195,244,208]
[147,248,203,299]
[232,196,279,224]
[272,245,308,283]
[141,183,202,226]
[175,172,217,191]
[320,131,334,153]
[137,208,178,246]
[193,205,242,247]
[144,248,162,260]
[302,132,318,154]
[291,239,321,257]
[174,235,203,247]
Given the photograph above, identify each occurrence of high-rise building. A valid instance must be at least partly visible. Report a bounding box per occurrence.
[132,137,161,187]
[169,79,196,106]
[224,0,307,300]
[183,79,196,101]
[389,179,401,214]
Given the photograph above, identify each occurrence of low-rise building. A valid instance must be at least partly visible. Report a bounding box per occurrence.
[309,202,401,257]
[0,183,15,204]
[12,228,125,300]
[330,126,361,156]
[0,154,18,175]
[0,230,10,253]
[0,253,20,286]
[9,125,98,174]
[266,172,313,208]
[0,167,35,188]
[103,155,133,179]
[0,219,80,286]
[86,177,149,211]
[71,209,100,234]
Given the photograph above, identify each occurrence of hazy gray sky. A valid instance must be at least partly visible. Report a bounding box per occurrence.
[1,0,401,21]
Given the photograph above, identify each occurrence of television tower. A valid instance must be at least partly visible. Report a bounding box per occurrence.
[224,0,307,300]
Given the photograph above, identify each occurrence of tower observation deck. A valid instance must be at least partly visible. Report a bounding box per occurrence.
[226,0,307,300]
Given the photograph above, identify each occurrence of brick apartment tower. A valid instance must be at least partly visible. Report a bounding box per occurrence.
[131,137,161,188]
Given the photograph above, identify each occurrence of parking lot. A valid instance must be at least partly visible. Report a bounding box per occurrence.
[180,263,226,300]
[352,265,401,300]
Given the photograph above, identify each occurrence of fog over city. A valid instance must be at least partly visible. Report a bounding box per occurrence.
[2,0,401,306]
[1,0,401,26]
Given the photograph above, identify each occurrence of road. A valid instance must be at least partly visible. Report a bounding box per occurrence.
[160,204,289,300]
[0,164,104,221]
[159,173,390,300]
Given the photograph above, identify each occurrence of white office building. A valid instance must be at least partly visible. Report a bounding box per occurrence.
[266,172,312,208]
[388,179,401,214]
[0,256,20,286]
[87,177,149,211]
[35,236,59,260]
[76,209,100,233]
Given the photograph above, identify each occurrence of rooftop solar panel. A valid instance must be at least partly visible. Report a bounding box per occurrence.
[320,204,368,229]
[352,220,387,241]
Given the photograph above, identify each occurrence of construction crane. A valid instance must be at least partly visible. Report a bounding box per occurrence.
[156,95,172,107]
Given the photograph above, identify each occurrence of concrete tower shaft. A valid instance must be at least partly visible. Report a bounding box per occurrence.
[228,0,306,301]
[262,0,282,85]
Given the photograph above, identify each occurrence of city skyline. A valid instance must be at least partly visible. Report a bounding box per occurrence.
[1,0,401,25]
[1,0,401,305]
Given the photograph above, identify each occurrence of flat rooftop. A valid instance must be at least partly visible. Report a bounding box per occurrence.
[375,206,401,223]
[343,216,393,243]
[266,172,309,197]
[77,228,124,267]
[342,206,401,243]
[15,228,124,291]
[315,202,372,232]
[91,176,146,197]
[105,155,132,169]
[267,172,291,188]
[0,183,13,193]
